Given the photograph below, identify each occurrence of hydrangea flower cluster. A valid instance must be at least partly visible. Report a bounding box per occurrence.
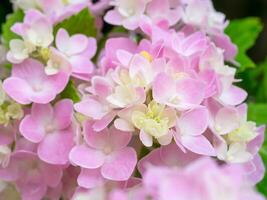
[0,0,265,199]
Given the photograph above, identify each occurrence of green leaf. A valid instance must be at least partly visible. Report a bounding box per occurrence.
[60,80,81,103]
[1,9,24,47]
[255,59,267,102]
[225,17,263,71]
[248,103,267,125]
[54,8,97,37]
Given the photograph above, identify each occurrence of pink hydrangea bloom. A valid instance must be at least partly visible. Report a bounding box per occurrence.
[69,121,137,186]
[3,59,69,104]
[0,0,265,198]
[19,99,75,164]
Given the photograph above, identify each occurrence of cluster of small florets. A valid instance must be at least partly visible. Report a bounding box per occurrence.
[0,0,265,200]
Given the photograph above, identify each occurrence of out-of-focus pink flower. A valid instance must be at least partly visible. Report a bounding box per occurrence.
[69,121,137,187]
[38,0,89,24]
[138,142,201,175]
[0,151,63,200]
[139,158,265,200]
[3,59,69,104]
[182,0,228,34]
[19,99,75,164]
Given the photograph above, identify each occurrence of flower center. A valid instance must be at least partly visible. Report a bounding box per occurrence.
[132,101,170,138]
[140,51,153,62]
[45,124,56,133]
[227,122,257,143]
[103,146,113,155]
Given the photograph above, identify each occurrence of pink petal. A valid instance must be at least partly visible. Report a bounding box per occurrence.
[139,130,153,147]
[91,76,113,97]
[69,144,105,169]
[17,171,47,200]
[116,50,133,66]
[68,34,89,55]
[181,135,215,156]
[3,77,32,104]
[93,111,117,131]
[160,143,201,167]
[248,126,265,155]
[109,126,132,150]
[83,121,109,149]
[83,37,97,59]
[40,163,63,187]
[53,99,73,130]
[19,115,46,143]
[138,148,163,175]
[11,58,44,78]
[101,147,137,181]
[220,85,247,106]
[214,107,240,135]
[178,107,209,136]
[37,131,74,165]
[45,71,70,95]
[114,118,135,132]
[175,78,206,107]
[157,132,173,146]
[153,73,175,104]
[74,98,108,120]
[77,168,104,189]
[236,103,248,122]
[56,28,71,54]
[70,55,94,75]
[31,103,53,121]
[104,10,123,25]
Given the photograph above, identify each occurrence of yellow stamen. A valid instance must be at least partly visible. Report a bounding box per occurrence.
[140,51,153,62]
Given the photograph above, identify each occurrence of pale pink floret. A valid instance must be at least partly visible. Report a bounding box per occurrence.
[208,102,264,163]
[19,99,75,165]
[173,107,216,156]
[8,9,53,64]
[3,59,69,104]
[100,37,138,73]
[69,121,137,186]
[0,151,62,200]
[104,0,150,30]
[56,28,97,80]
[74,72,117,131]
[153,72,206,110]
[11,9,53,45]
[144,0,182,28]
